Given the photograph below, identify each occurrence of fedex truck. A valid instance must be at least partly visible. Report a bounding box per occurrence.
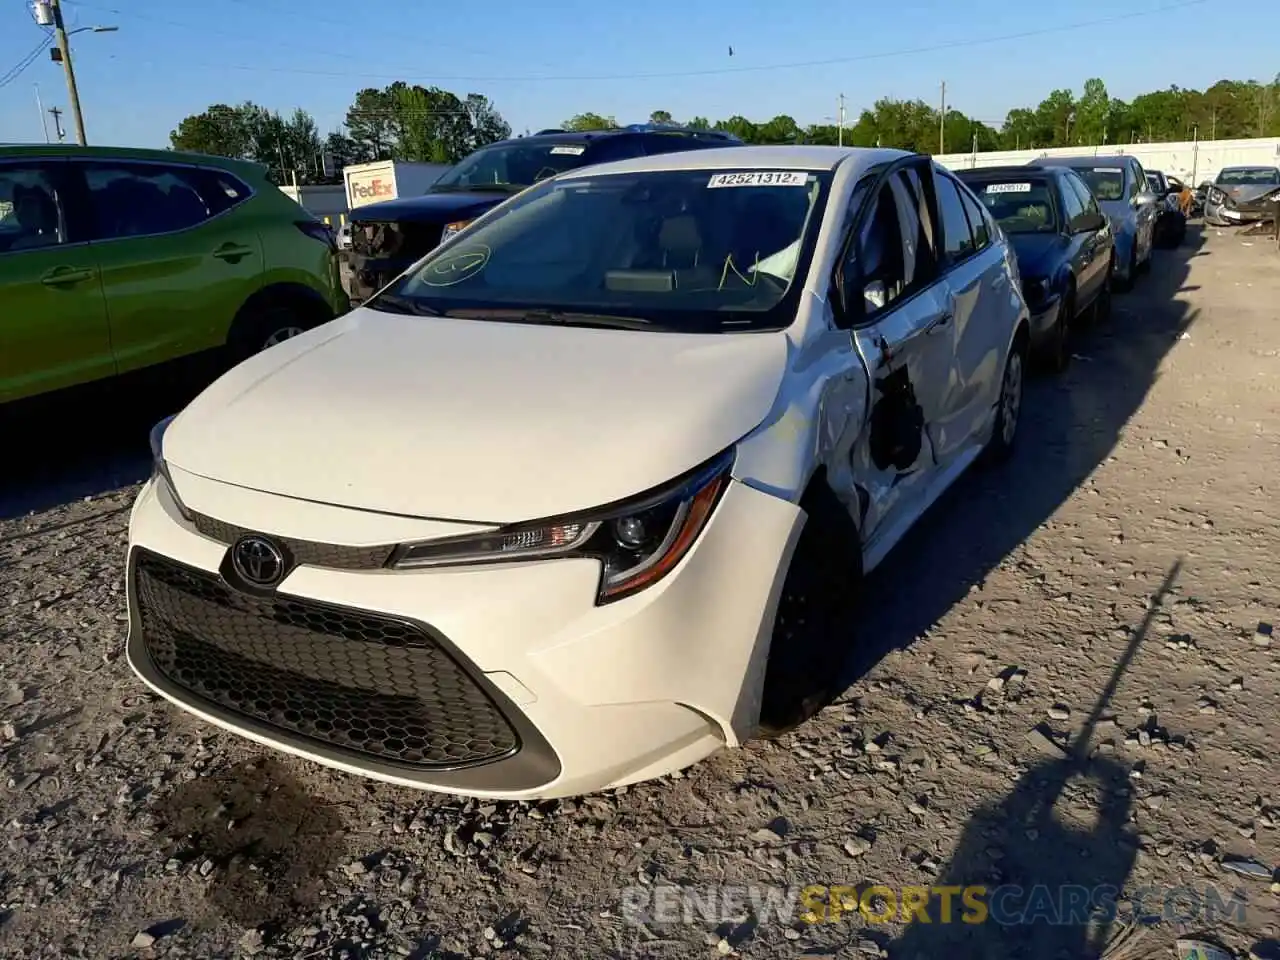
[343,160,451,210]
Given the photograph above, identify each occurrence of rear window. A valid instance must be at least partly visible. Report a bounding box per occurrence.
[1075,168,1125,202]
[1215,167,1280,186]
[966,178,1058,234]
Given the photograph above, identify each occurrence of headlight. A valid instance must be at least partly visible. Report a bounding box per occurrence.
[389,449,734,604]
[149,415,191,519]
[441,220,473,241]
[1208,187,1227,205]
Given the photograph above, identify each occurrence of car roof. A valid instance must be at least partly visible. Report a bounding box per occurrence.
[0,142,264,176]
[1037,154,1134,169]
[957,164,1059,178]
[485,123,742,149]
[1216,164,1280,172]
[556,145,914,180]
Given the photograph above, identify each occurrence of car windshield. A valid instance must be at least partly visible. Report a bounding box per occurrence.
[1146,173,1162,191]
[1215,167,1280,186]
[374,168,830,331]
[1075,167,1126,201]
[431,141,595,191]
[968,178,1058,234]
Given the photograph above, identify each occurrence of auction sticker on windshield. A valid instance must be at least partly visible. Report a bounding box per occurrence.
[550,145,587,155]
[984,182,1033,194]
[707,171,809,188]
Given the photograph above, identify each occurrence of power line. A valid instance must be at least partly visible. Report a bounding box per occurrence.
[96,0,1214,84]
[0,34,54,89]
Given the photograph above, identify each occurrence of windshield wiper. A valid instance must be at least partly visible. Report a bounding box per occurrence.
[517,310,654,330]
[363,293,442,317]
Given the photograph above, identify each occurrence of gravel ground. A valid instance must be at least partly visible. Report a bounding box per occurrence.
[1,224,1278,960]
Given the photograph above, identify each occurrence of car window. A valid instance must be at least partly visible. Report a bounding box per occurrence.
[897,168,938,257]
[1075,167,1125,202]
[848,182,910,318]
[1215,167,1280,186]
[969,177,1057,234]
[957,185,992,250]
[83,162,227,240]
[0,164,68,254]
[1058,174,1086,223]
[386,168,831,332]
[1129,162,1146,198]
[1064,172,1100,218]
[934,174,975,261]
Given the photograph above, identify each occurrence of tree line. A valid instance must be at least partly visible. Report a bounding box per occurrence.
[169,75,1280,184]
[169,83,511,185]
[568,75,1280,153]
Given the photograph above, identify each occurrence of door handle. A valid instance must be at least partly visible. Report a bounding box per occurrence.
[213,243,254,262]
[926,313,953,334]
[40,267,95,286]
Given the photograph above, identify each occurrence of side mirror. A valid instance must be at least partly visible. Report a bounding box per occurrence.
[1070,211,1106,234]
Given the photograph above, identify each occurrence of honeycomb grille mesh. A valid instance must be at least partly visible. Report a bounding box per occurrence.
[190,513,394,571]
[133,550,519,768]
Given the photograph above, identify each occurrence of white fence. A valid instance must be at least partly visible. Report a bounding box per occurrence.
[936,136,1280,186]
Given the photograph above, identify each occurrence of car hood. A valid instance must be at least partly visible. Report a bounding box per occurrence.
[352,190,511,224]
[1218,183,1279,205]
[1006,233,1067,280]
[163,310,789,523]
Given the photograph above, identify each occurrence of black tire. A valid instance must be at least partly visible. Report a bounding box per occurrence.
[1040,288,1072,375]
[984,332,1027,464]
[757,487,861,738]
[226,296,331,365]
[1168,216,1187,247]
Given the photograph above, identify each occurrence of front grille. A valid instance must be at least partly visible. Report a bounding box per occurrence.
[190,513,394,571]
[133,550,519,768]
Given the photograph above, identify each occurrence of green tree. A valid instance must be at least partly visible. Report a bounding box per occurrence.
[1074,78,1110,145]
[344,87,397,161]
[562,112,619,131]
[169,103,250,157]
[649,110,673,124]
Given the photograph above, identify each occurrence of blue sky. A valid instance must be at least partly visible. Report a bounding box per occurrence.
[1,0,1276,148]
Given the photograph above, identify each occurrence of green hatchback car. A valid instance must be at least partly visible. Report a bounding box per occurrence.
[0,144,346,405]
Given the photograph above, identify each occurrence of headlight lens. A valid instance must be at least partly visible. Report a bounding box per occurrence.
[1208,187,1227,205]
[441,219,473,242]
[390,449,734,604]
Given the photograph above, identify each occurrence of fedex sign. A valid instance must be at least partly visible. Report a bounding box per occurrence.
[349,176,395,207]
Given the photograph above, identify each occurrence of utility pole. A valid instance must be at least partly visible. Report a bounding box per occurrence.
[47,0,87,145]
[48,107,66,142]
[1210,108,1216,141]
[1191,123,1199,185]
[837,92,846,148]
[34,83,50,143]
[938,81,946,154]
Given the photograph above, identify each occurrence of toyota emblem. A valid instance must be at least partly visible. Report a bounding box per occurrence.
[230,535,286,587]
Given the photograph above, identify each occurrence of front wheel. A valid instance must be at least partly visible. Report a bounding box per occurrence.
[984,337,1026,464]
[226,298,330,365]
[1091,263,1114,324]
[1041,290,1072,375]
[757,491,861,737]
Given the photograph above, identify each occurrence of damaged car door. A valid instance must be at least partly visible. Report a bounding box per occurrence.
[836,158,955,560]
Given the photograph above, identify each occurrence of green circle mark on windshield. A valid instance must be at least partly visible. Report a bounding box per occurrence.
[420,245,491,287]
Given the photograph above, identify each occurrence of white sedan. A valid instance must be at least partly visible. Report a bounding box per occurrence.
[127,145,1030,799]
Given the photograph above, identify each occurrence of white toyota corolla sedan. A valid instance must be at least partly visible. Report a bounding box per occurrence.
[127,145,1029,799]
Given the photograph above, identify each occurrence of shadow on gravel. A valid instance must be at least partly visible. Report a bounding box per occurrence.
[0,372,206,520]
[841,226,1205,685]
[151,756,346,930]
[890,560,1181,960]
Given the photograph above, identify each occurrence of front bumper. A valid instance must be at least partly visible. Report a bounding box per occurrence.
[1204,199,1277,225]
[125,470,804,799]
